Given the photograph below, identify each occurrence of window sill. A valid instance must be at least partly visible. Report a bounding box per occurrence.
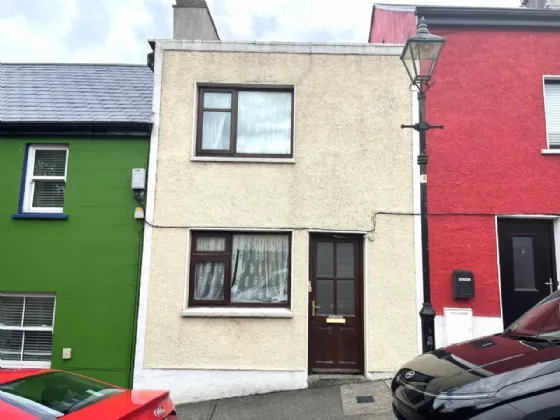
[11,213,68,220]
[191,156,295,164]
[0,360,51,369]
[181,307,293,318]
[541,149,560,155]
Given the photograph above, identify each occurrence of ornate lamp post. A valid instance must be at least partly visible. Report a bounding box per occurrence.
[400,17,446,353]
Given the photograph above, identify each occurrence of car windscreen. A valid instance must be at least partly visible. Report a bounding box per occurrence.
[0,371,123,418]
[506,291,560,339]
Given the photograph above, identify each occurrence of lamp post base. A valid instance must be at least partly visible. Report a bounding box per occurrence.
[420,303,436,353]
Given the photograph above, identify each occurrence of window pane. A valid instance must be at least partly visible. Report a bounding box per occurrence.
[0,371,122,416]
[513,236,536,290]
[337,243,355,278]
[23,331,52,362]
[196,237,226,252]
[236,91,292,155]
[545,83,560,148]
[204,92,232,109]
[337,280,355,315]
[317,242,334,277]
[231,235,289,303]
[193,262,225,300]
[33,149,67,176]
[0,296,24,327]
[0,330,23,361]
[316,280,334,315]
[23,297,55,327]
[202,111,231,150]
[32,181,65,208]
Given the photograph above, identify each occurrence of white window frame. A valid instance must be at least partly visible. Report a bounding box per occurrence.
[0,293,56,369]
[542,76,560,153]
[22,145,69,213]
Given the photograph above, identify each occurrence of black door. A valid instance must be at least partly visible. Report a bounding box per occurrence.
[498,219,557,329]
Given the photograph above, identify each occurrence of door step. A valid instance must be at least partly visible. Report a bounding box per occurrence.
[308,374,369,389]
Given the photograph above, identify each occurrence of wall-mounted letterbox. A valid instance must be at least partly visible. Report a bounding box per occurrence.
[452,270,474,299]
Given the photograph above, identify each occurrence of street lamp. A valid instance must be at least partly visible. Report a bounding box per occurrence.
[400,17,446,354]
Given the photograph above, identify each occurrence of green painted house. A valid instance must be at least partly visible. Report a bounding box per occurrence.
[0,63,152,388]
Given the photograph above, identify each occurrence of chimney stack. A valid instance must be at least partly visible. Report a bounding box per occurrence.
[173,0,220,40]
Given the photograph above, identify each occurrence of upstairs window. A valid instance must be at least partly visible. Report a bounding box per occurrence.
[196,87,293,158]
[23,145,68,213]
[544,80,560,149]
[0,294,55,368]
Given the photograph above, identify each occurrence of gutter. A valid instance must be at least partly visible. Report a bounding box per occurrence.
[0,122,152,138]
[416,6,560,29]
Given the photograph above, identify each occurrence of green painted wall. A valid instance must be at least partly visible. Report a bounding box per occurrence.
[0,138,148,388]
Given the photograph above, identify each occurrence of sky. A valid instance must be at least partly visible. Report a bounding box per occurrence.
[0,0,521,65]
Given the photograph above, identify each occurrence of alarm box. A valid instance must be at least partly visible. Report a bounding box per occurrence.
[452,270,474,299]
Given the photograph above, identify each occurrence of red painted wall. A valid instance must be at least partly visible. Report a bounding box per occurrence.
[426,29,560,316]
[369,7,416,44]
[370,12,560,317]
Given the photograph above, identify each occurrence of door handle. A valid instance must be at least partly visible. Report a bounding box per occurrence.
[312,300,316,317]
[545,278,554,294]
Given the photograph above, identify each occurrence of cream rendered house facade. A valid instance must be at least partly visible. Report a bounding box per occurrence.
[133,38,423,403]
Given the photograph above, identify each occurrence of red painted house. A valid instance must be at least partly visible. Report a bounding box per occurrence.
[370,4,560,348]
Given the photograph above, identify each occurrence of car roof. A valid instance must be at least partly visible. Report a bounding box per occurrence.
[0,369,53,384]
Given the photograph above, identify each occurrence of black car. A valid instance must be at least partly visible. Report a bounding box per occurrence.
[392,290,560,419]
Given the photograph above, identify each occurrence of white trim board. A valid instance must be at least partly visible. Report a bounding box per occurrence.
[155,40,404,56]
[135,369,307,404]
[542,75,560,151]
[495,216,505,322]
[133,43,163,379]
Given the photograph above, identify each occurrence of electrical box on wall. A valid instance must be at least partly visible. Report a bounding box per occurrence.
[452,270,475,299]
[132,168,146,190]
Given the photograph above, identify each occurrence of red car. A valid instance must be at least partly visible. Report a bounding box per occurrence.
[0,369,177,419]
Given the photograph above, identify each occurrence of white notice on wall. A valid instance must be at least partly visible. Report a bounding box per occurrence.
[444,308,473,346]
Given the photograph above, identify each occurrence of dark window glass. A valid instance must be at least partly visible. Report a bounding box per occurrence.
[316,280,334,315]
[337,280,355,316]
[317,242,334,277]
[336,243,354,278]
[512,236,536,290]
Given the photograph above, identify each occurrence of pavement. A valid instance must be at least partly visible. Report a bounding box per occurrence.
[176,379,395,420]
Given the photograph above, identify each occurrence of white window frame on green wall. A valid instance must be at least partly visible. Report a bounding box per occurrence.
[0,293,56,369]
[22,144,69,214]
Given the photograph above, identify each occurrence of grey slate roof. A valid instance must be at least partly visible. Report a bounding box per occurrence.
[0,63,153,123]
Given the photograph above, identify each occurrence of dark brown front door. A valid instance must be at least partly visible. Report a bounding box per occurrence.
[308,234,363,374]
[498,219,557,329]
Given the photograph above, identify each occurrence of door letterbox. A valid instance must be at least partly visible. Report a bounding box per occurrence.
[452,270,474,299]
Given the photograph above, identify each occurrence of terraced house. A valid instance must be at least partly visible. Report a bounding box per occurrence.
[0,63,152,387]
[134,0,423,404]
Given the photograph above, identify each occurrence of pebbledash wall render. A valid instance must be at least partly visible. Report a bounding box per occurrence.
[370,5,560,348]
[133,40,425,404]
